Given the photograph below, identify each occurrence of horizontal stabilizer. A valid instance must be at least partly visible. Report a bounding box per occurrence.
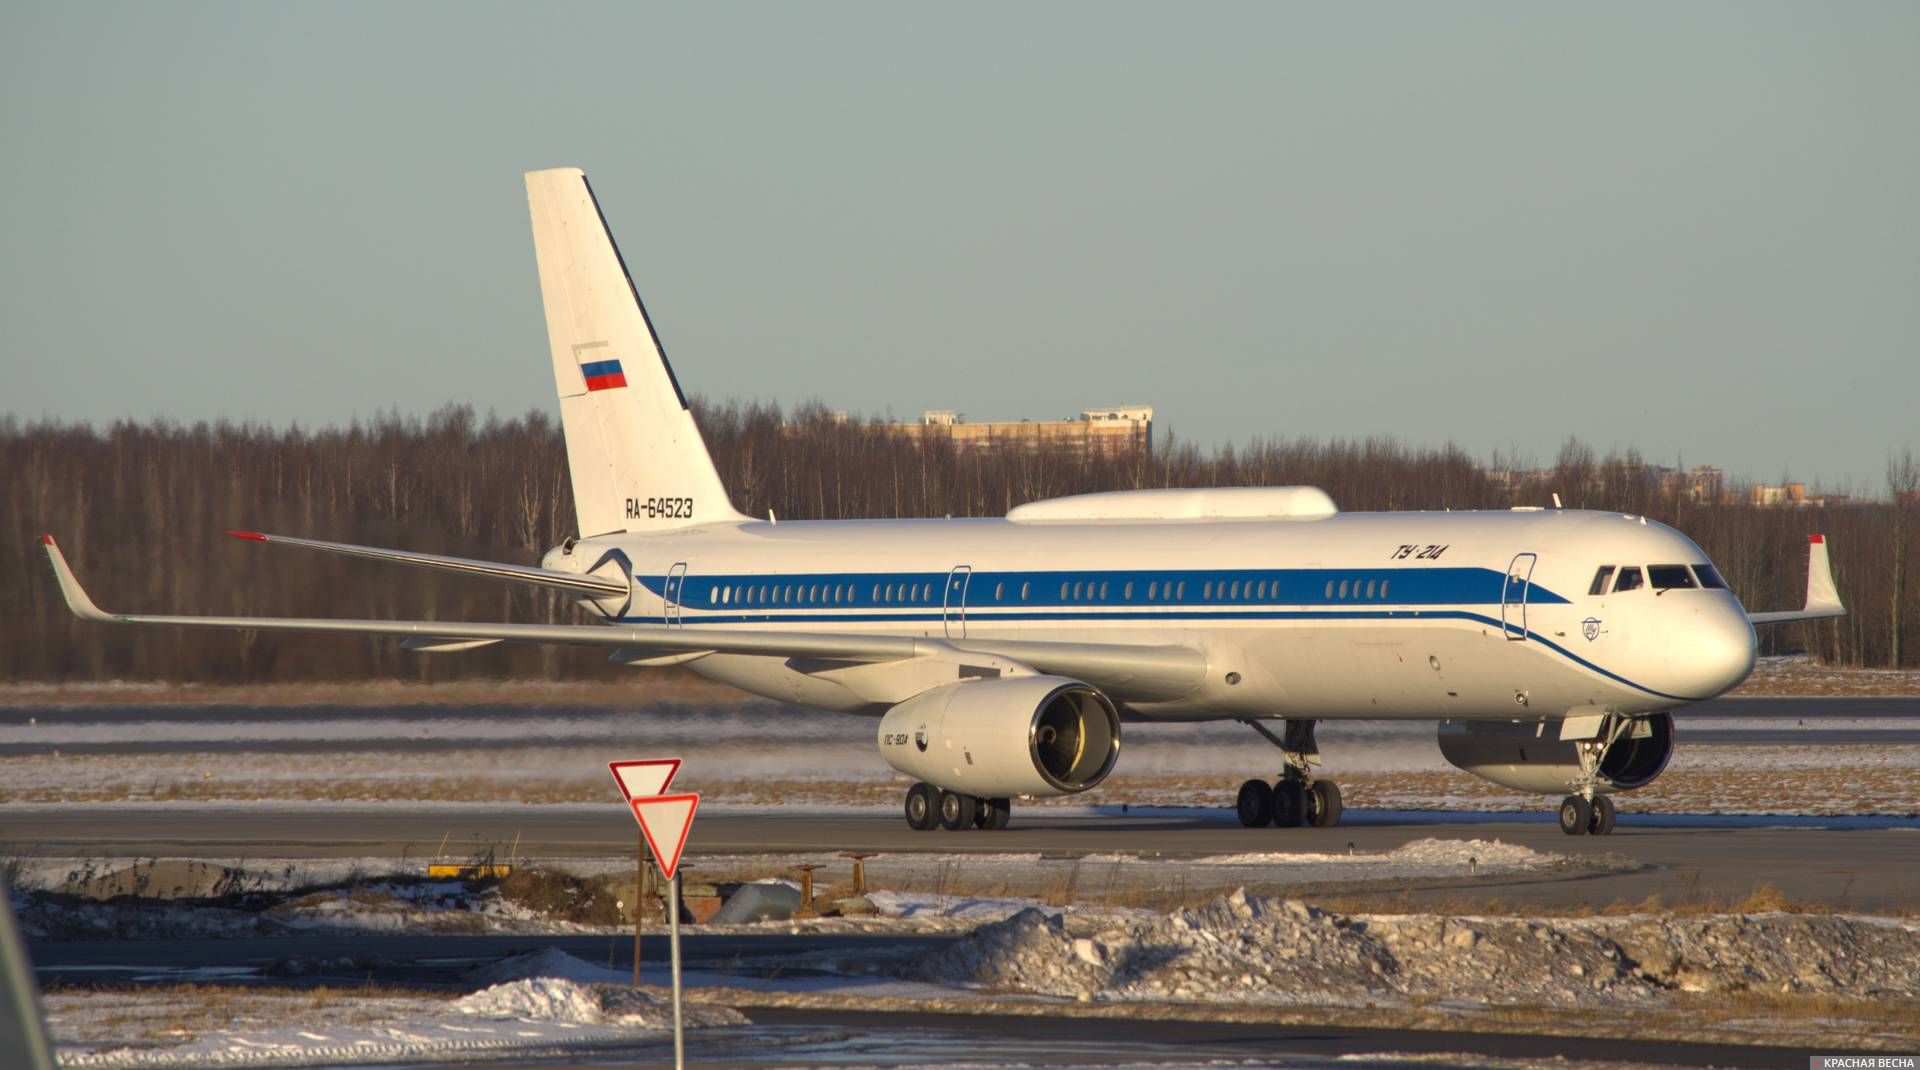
[1748,534,1846,625]
[225,531,628,597]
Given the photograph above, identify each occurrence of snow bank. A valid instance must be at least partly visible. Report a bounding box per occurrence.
[909,890,1920,1009]
[463,946,630,986]
[455,977,611,1023]
[1189,837,1546,871]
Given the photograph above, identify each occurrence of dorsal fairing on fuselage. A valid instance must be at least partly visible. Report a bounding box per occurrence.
[1008,486,1338,523]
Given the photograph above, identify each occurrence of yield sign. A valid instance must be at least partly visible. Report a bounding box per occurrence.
[609,758,681,802]
[631,793,700,881]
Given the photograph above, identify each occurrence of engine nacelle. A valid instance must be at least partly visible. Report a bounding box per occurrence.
[1437,713,1674,795]
[877,676,1121,798]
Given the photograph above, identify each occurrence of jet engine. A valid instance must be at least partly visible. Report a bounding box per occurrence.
[877,676,1121,798]
[1437,713,1674,795]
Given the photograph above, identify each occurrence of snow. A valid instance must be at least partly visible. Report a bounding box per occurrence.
[463,947,631,987]
[51,968,745,1068]
[454,977,613,1023]
[905,890,1920,1011]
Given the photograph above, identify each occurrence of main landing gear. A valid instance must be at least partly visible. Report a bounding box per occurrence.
[1235,718,1343,828]
[904,782,1011,832]
[1558,793,1617,836]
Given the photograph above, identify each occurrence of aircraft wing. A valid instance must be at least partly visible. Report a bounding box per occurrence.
[223,530,629,597]
[40,537,1205,701]
[1747,534,1846,625]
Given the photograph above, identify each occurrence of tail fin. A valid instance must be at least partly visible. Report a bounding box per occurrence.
[525,167,746,536]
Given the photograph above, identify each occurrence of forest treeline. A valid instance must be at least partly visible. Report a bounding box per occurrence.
[3,402,1913,682]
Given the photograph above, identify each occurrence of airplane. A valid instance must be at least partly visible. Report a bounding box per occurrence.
[40,167,1846,837]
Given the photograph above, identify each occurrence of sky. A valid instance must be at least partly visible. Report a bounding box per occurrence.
[2,2,1915,491]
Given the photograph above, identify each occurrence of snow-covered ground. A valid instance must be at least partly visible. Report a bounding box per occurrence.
[11,838,1585,945]
[46,951,744,1068]
[39,894,1920,1066]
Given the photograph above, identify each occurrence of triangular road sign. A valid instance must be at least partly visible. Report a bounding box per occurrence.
[609,758,681,802]
[631,793,700,881]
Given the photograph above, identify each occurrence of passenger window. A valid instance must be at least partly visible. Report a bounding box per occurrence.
[1204,582,1214,599]
[1176,582,1186,599]
[1648,565,1697,590]
[1124,582,1134,600]
[809,585,819,603]
[1072,582,1083,599]
[1694,564,1729,590]
[1338,580,1349,598]
[1324,581,1334,599]
[1256,580,1267,599]
[1148,581,1158,599]
[1366,580,1376,599]
[1229,581,1241,599]
[1098,582,1108,599]
[994,582,1004,601]
[1021,582,1030,600]
[1060,582,1070,600]
[1589,566,1615,596]
[884,584,894,602]
[1380,580,1390,600]
[1613,567,1644,593]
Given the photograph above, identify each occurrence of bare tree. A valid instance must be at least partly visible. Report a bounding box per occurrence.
[1890,450,1919,668]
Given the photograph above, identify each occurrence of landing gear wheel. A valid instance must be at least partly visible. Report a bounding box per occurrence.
[1308,780,1343,828]
[1236,779,1275,827]
[978,797,1012,831]
[939,790,978,831]
[1273,779,1307,828]
[1558,794,1592,836]
[1588,794,1616,836]
[905,783,939,831]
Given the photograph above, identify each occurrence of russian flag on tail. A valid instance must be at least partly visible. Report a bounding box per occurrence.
[580,358,626,392]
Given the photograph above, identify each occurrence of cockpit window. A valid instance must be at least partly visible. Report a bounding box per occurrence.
[1648,565,1697,590]
[1693,564,1729,590]
[1613,566,1644,593]
[1588,566,1616,596]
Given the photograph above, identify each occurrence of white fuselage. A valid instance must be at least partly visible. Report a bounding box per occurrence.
[552,507,1758,724]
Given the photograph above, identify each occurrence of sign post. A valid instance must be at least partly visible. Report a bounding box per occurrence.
[609,760,698,1070]
[633,827,646,988]
[668,869,683,1069]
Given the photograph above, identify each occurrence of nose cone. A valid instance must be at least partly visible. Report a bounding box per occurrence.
[1661,598,1758,700]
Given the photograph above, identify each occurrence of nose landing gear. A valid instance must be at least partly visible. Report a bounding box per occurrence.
[1235,719,1343,828]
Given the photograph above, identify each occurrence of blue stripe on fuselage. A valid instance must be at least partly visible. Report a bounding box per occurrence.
[636,566,1567,611]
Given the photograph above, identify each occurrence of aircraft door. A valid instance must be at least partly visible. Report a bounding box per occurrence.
[663,562,688,627]
[944,566,973,638]
[1501,553,1536,641]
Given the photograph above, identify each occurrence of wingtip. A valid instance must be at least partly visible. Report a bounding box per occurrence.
[226,530,268,542]
[1810,533,1825,544]
[39,536,117,623]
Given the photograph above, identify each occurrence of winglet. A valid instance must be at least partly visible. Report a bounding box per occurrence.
[39,537,120,623]
[1803,533,1843,616]
[1747,533,1846,625]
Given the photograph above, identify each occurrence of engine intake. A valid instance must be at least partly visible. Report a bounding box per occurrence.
[878,676,1121,798]
[1437,712,1674,795]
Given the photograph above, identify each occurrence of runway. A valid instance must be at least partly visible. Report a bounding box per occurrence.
[7,804,1917,910]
